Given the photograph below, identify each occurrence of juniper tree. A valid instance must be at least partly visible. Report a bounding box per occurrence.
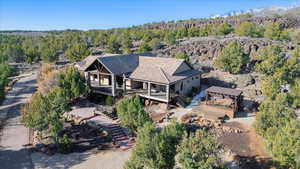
[215,41,248,74]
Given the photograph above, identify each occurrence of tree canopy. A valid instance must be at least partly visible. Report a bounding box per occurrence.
[125,120,185,169]
[22,66,86,145]
[177,130,223,169]
[65,41,90,62]
[215,40,249,74]
[235,21,263,37]
[116,96,152,133]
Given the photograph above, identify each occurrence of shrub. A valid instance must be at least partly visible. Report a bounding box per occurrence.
[235,21,263,37]
[213,22,234,36]
[174,51,189,62]
[106,35,122,54]
[254,94,295,137]
[164,31,176,45]
[121,35,133,54]
[58,66,86,101]
[290,78,300,108]
[199,25,213,37]
[176,27,188,39]
[177,130,223,169]
[264,23,289,41]
[37,63,55,82]
[105,96,113,106]
[215,41,249,74]
[255,45,286,76]
[266,120,300,167]
[149,38,163,50]
[0,63,14,103]
[187,27,200,37]
[65,41,90,62]
[125,120,185,169]
[137,41,152,53]
[255,94,300,168]
[290,29,300,43]
[116,96,152,132]
[58,134,73,153]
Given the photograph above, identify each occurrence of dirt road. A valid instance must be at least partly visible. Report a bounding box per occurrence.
[0,72,37,169]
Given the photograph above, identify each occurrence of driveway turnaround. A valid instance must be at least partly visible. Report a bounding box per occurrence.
[0,73,37,169]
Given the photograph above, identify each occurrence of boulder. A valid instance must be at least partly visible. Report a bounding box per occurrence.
[236,74,255,88]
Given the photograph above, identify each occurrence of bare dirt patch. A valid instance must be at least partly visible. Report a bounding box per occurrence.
[218,122,274,169]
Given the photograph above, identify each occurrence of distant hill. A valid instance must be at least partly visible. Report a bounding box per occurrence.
[0,31,49,37]
[1,5,299,36]
[211,5,300,18]
[284,6,300,16]
[0,29,82,36]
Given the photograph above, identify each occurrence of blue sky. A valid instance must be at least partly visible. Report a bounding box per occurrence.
[0,0,299,31]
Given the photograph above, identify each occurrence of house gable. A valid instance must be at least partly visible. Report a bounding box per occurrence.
[173,62,193,75]
[84,59,112,74]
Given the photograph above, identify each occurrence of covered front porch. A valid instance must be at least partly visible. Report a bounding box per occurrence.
[87,71,123,96]
[123,78,174,103]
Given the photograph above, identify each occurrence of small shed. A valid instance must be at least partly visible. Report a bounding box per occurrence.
[205,86,243,117]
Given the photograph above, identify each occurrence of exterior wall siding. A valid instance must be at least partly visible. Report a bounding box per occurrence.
[174,74,201,96]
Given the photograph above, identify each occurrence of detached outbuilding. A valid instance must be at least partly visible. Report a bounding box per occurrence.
[192,86,243,120]
[79,54,202,103]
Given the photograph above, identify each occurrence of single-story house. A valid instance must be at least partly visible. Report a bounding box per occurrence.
[79,54,201,103]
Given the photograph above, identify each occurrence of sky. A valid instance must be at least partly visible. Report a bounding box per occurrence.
[0,0,300,31]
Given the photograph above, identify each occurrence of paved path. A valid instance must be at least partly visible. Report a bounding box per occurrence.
[0,72,37,169]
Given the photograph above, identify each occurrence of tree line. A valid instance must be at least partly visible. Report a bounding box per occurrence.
[253,46,300,168]
[1,20,299,64]
[0,63,14,103]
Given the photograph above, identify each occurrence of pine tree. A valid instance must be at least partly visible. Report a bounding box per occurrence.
[65,41,90,62]
[106,35,121,54]
[215,41,248,74]
[177,130,223,169]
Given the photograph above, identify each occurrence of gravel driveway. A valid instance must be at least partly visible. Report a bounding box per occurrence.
[0,72,37,169]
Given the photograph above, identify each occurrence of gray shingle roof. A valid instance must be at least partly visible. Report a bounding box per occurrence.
[129,57,201,84]
[82,54,201,84]
[82,53,156,75]
[77,55,99,71]
[98,54,139,75]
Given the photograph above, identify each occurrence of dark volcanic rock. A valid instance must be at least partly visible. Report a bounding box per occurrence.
[155,36,292,69]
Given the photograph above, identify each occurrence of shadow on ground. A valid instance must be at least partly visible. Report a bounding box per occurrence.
[0,147,33,169]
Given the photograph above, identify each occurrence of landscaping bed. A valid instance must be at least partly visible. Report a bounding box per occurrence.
[30,122,113,156]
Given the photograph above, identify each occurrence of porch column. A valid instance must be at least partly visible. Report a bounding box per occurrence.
[111,74,116,96]
[166,84,170,102]
[98,73,101,86]
[148,82,151,96]
[123,78,127,94]
[234,96,238,112]
[87,72,91,88]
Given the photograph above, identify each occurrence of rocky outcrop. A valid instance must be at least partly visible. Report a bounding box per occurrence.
[155,36,294,69]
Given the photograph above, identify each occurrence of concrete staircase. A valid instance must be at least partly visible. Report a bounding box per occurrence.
[104,123,132,150]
